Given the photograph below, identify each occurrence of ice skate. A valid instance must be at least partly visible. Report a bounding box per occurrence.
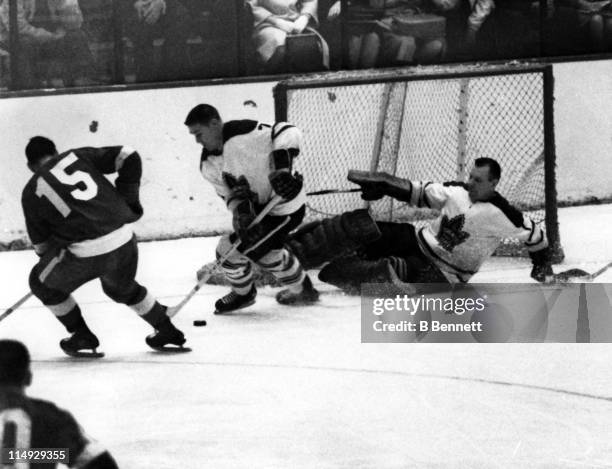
[146,318,190,353]
[60,327,104,358]
[275,275,320,305]
[214,285,257,314]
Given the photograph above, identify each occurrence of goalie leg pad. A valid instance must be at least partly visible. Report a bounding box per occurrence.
[339,209,381,244]
[318,255,416,296]
[287,210,381,269]
[288,219,350,269]
[319,254,447,295]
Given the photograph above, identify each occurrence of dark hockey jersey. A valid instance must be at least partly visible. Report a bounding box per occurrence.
[21,146,141,256]
[0,389,105,468]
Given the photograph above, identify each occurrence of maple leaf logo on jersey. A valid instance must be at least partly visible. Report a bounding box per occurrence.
[436,214,470,252]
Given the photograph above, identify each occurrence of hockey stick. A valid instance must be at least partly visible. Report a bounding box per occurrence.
[307,188,361,196]
[0,292,34,324]
[553,261,612,283]
[169,216,290,318]
[0,249,66,324]
[167,195,284,318]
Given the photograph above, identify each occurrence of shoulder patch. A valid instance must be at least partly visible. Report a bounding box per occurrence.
[489,192,524,228]
[223,120,258,143]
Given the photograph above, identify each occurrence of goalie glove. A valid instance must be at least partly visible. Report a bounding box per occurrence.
[529,247,553,283]
[347,170,412,202]
[269,171,303,200]
[115,181,143,219]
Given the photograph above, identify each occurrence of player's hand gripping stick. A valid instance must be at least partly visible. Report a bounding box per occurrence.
[167,195,285,318]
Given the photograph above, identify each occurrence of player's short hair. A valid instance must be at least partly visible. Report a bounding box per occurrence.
[25,136,57,164]
[184,104,221,126]
[0,340,31,386]
[474,157,501,181]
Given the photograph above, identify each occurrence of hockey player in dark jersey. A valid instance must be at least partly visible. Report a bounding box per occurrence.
[0,340,119,468]
[20,136,187,357]
[288,158,554,293]
[184,104,319,313]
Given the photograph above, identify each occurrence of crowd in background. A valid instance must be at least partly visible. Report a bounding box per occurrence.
[0,0,610,90]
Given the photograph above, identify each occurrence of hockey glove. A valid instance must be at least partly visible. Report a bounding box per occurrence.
[346,170,390,201]
[223,172,257,204]
[232,198,269,252]
[347,170,413,202]
[115,181,143,219]
[269,171,303,200]
[529,248,553,283]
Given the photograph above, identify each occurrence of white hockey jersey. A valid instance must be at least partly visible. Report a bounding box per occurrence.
[408,181,548,283]
[199,120,306,216]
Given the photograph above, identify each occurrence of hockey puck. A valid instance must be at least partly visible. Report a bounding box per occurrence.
[193,319,207,327]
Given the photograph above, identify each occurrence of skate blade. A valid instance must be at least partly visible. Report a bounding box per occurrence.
[150,345,192,353]
[214,299,256,315]
[63,350,105,359]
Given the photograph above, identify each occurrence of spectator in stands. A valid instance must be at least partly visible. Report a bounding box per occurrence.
[123,0,192,82]
[319,0,343,68]
[482,0,540,59]
[554,0,612,52]
[247,0,329,73]
[428,0,497,59]
[342,0,448,68]
[337,0,381,68]
[462,0,495,49]
[0,0,94,89]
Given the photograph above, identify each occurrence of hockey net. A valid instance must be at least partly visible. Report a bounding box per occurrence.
[274,63,563,262]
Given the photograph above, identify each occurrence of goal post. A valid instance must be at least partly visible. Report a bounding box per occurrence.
[274,63,563,262]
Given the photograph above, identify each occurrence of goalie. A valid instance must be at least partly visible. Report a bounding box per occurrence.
[288,157,553,293]
[184,104,319,313]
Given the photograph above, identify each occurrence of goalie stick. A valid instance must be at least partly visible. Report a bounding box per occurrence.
[307,188,361,196]
[167,195,285,318]
[553,261,612,283]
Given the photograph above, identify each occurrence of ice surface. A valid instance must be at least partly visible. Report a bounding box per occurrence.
[1,205,612,468]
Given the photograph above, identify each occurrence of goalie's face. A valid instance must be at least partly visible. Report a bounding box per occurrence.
[467,165,498,203]
[188,120,223,155]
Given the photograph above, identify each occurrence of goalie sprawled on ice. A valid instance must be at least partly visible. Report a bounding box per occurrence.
[288,158,553,294]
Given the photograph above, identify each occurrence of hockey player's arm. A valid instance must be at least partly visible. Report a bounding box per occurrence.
[222,172,263,250]
[21,189,53,256]
[498,206,552,282]
[50,407,119,469]
[76,451,119,469]
[522,220,553,282]
[76,146,143,218]
[347,170,449,209]
[269,123,304,201]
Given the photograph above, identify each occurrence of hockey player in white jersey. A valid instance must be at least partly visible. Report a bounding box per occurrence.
[184,104,319,313]
[288,157,553,292]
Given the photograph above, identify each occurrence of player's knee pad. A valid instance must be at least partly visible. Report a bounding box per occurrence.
[288,209,380,269]
[216,234,247,266]
[258,249,287,272]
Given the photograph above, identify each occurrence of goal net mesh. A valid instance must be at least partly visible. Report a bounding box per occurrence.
[274,64,562,261]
